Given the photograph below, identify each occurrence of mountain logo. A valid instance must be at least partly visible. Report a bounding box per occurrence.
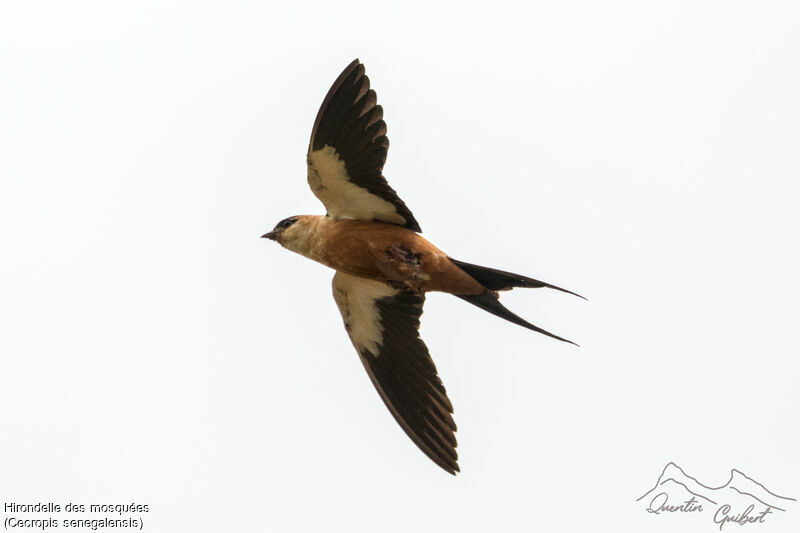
[637,462,795,530]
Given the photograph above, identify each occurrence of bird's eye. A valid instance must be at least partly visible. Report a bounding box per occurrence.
[280,218,297,229]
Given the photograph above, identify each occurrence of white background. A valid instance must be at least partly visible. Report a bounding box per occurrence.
[1,2,798,532]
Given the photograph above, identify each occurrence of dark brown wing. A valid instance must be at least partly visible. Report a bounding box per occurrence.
[307,59,421,232]
[332,272,458,474]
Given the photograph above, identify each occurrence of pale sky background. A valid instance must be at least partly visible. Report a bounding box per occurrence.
[1,2,799,532]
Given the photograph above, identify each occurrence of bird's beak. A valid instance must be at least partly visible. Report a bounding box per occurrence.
[261,230,278,241]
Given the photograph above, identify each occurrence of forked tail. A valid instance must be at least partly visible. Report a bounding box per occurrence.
[449,258,585,299]
[450,257,583,346]
[457,291,578,346]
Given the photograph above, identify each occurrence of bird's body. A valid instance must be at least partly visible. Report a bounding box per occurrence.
[263,59,582,474]
[278,215,485,295]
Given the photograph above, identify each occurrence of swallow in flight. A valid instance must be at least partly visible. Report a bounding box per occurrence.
[263,59,583,474]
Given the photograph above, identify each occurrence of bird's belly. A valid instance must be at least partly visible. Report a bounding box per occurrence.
[315,220,483,294]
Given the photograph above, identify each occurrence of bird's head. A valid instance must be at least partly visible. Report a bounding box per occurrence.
[261,215,324,257]
[261,215,302,244]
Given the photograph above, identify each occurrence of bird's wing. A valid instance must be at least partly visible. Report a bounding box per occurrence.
[331,271,458,474]
[307,59,421,233]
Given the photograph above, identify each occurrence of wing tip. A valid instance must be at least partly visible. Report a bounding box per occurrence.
[309,58,368,150]
[427,444,460,475]
[442,462,460,475]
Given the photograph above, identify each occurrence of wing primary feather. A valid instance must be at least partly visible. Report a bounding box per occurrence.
[372,365,459,470]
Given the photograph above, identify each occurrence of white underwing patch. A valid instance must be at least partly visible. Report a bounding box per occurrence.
[332,271,397,357]
[307,145,406,226]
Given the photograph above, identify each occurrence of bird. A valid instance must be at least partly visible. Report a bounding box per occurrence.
[262,59,583,475]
